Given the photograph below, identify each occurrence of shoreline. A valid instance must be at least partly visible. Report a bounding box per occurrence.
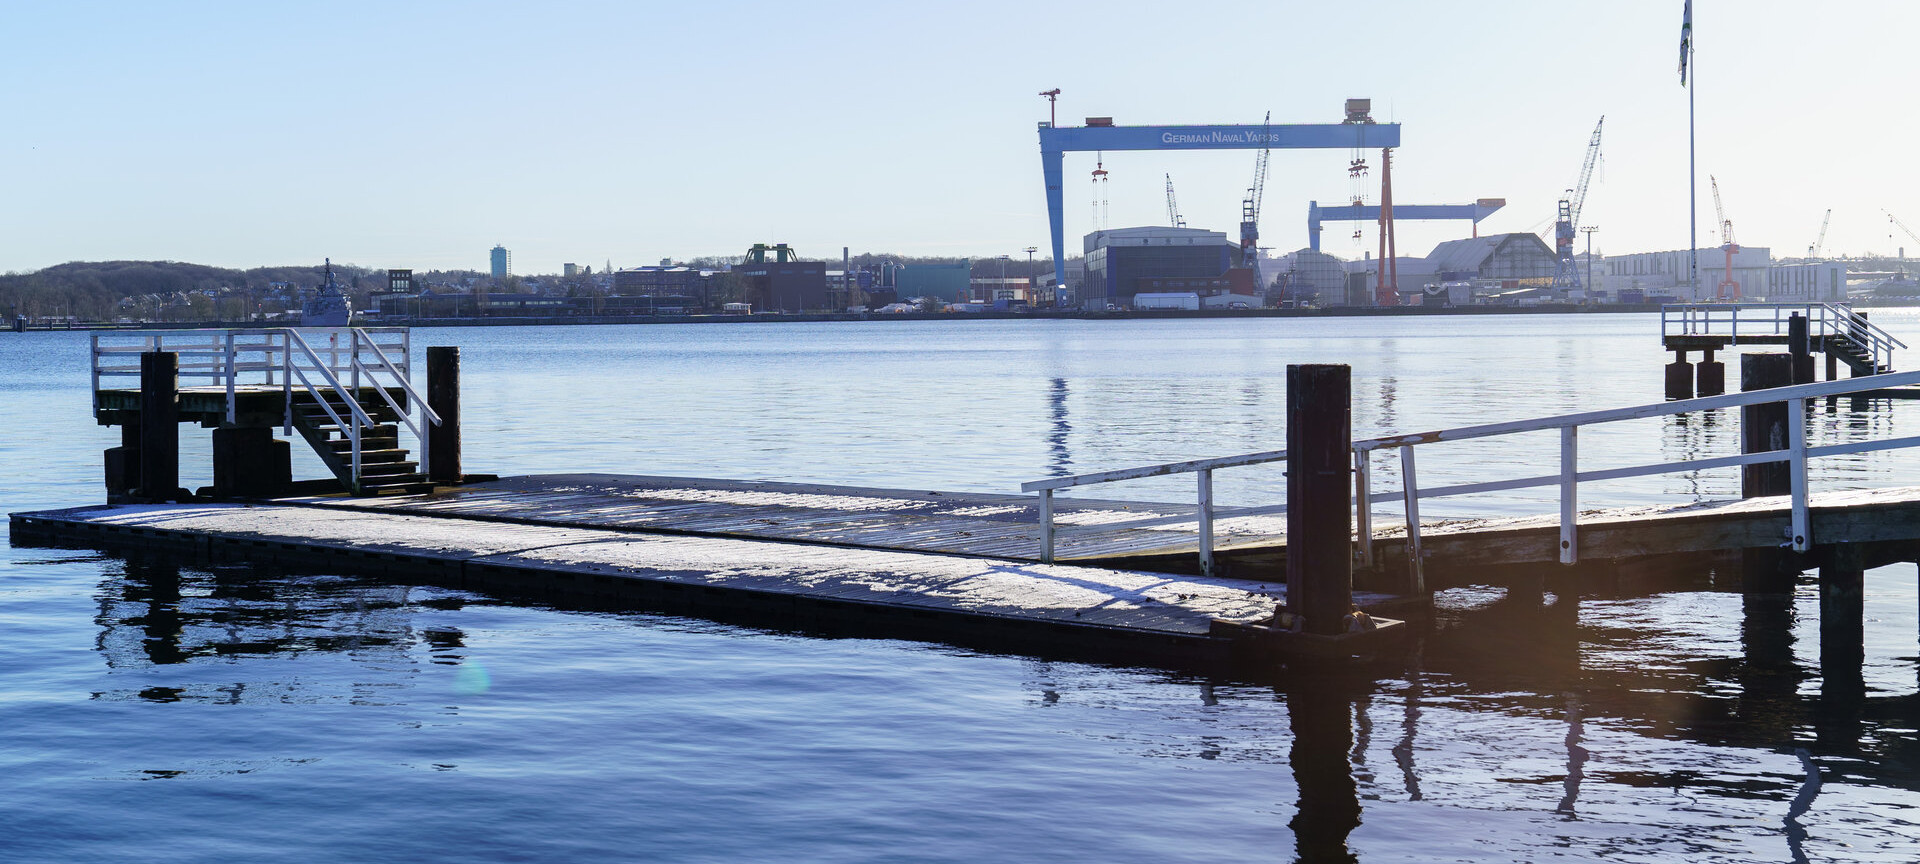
[13,298,1920,332]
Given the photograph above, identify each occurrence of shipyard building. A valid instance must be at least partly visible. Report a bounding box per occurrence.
[1082,227,1239,309]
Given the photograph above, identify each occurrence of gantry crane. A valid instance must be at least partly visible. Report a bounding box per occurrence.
[1808,209,1831,259]
[1711,176,1740,300]
[1239,111,1272,268]
[1552,117,1605,289]
[1164,174,1186,228]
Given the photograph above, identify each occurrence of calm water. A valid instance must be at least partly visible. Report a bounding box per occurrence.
[6,315,1920,862]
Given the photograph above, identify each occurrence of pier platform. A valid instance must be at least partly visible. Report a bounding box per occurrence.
[280,474,1920,586]
[8,501,1403,668]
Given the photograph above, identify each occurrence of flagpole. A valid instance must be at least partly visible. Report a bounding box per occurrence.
[1688,18,1697,299]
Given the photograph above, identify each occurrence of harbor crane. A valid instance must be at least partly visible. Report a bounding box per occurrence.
[1889,211,1920,259]
[1808,209,1831,259]
[1164,174,1186,228]
[1239,112,1272,268]
[1711,176,1740,300]
[1551,116,1604,289]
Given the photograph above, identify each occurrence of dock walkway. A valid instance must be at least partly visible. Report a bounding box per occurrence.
[278,474,1920,583]
[8,502,1399,666]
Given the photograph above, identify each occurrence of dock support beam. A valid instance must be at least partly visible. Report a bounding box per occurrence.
[1740,353,1795,593]
[1696,348,1724,397]
[427,346,461,485]
[138,351,179,502]
[1287,364,1353,635]
[105,423,141,503]
[1665,350,1693,400]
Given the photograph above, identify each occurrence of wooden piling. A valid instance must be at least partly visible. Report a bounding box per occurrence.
[138,351,179,502]
[1665,350,1694,400]
[1696,348,1724,397]
[1740,353,1794,593]
[1789,313,1815,385]
[211,426,290,498]
[1818,543,1865,675]
[1286,364,1353,636]
[104,423,141,503]
[427,346,462,485]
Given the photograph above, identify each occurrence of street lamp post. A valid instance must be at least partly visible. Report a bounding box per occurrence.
[1025,246,1038,304]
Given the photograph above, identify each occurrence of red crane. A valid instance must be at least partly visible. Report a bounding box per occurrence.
[1711,176,1740,300]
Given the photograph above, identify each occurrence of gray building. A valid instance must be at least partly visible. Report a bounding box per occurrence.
[1083,226,1236,309]
[490,245,510,280]
[1599,246,1772,301]
[1426,233,1559,283]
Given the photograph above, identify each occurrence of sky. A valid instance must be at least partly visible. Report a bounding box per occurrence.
[4,0,1916,274]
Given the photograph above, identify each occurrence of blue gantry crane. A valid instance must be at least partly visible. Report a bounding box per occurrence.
[1306,199,1506,251]
[1036,99,1401,296]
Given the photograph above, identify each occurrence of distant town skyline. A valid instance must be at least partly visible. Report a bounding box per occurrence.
[4,1,1915,274]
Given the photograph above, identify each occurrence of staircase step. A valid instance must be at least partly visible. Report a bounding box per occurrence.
[351,448,413,463]
[358,461,420,476]
[325,435,400,450]
[360,478,435,496]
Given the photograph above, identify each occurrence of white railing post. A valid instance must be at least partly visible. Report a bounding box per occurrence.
[1197,469,1214,578]
[224,330,237,425]
[1355,450,1374,569]
[1400,444,1423,592]
[1790,397,1809,552]
[281,331,293,434]
[1039,489,1055,564]
[1560,425,1578,564]
[90,333,102,416]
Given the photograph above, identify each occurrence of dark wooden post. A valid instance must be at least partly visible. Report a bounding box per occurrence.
[1665,350,1693,399]
[1818,543,1865,681]
[426,346,462,484]
[104,422,142,503]
[138,351,179,502]
[1696,348,1724,396]
[1286,364,1352,636]
[212,426,291,498]
[1740,353,1794,593]
[1788,313,1814,384]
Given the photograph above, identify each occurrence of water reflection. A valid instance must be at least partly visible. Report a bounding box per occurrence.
[1287,679,1362,864]
[91,554,462,703]
[1046,377,1072,477]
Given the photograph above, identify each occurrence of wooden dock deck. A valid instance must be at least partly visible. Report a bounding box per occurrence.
[8,502,1402,668]
[275,474,1920,585]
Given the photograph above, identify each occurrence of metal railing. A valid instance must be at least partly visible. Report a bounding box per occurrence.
[1661,302,1905,371]
[91,327,438,490]
[1022,368,1920,582]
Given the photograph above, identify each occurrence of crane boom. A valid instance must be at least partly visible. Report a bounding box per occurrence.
[1164,174,1185,228]
[1889,211,1920,248]
[1239,111,1272,267]
[1810,209,1831,258]
[1568,116,1604,230]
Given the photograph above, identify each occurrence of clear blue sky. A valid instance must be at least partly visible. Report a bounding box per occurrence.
[4,0,1914,274]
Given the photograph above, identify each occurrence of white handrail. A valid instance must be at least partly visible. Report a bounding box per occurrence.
[1023,366,1920,576]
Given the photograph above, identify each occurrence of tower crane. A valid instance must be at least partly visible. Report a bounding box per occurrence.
[1808,209,1831,259]
[1889,211,1920,259]
[1711,176,1740,300]
[1164,174,1186,228]
[1552,116,1605,289]
[1239,111,1272,268]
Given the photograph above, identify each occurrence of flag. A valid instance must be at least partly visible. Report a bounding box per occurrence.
[1679,0,1693,84]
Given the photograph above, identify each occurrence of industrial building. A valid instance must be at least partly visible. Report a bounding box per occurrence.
[490,245,510,280]
[1765,261,1847,302]
[894,262,971,302]
[734,246,827,313]
[1598,247,1772,301]
[614,266,714,299]
[1426,233,1559,284]
[1083,226,1238,309]
[1271,249,1346,306]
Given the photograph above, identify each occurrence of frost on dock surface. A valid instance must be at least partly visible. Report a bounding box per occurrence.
[41,503,1348,636]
